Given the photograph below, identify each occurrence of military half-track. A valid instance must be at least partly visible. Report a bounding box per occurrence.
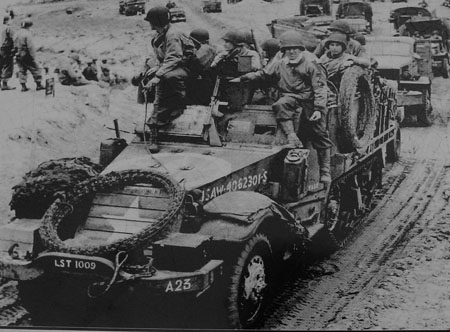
[0,59,401,328]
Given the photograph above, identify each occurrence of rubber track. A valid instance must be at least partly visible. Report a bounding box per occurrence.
[0,281,28,326]
[263,158,446,329]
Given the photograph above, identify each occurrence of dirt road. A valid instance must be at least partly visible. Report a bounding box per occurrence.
[2,0,450,329]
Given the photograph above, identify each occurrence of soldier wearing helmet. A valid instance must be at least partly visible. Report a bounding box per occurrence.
[143,6,195,153]
[210,29,261,77]
[232,30,333,184]
[319,32,370,85]
[0,14,15,90]
[189,28,216,74]
[261,38,280,65]
[14,17,44,92]
[314,20,366,59]
[58,53,91,86]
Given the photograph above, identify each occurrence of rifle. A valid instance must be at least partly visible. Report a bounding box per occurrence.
[203,76,225,147]
[251,29,266,67]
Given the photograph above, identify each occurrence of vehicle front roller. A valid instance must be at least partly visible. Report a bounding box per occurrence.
[226,233,275,329]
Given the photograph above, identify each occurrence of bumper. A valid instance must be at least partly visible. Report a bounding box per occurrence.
[0,252,223,296]
[170,15,186,22]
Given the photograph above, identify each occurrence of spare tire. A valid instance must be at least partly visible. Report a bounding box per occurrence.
[10,157,103,219]
[338,66,377,153]
[39,169,185,257]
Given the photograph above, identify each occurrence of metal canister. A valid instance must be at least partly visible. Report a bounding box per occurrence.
[281,149,309,202]
[99,138,127,167]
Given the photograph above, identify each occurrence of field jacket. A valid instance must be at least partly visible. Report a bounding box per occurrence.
[242,52,328,115]
[0,25,14,56]
[14,27,36,61]
[151,24,195,79]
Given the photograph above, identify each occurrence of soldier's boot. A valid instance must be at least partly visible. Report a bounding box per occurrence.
[317,148,331,184]
[1,80,16,90]
[36,81,45,91]
[279,120,303,148]
[21,83,29,92]
[148,125,160,153]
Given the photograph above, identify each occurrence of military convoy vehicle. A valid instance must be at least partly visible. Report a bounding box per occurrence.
[402,18,450,78]
[202,0,222,13]
[366,36,432,125]
[336,1,373,32]
[389,6,432,31]
[119,0,145,16]
[299,0,332,17]
[169,5,186,23]
[267,15,333,51]
[0,52,401,328]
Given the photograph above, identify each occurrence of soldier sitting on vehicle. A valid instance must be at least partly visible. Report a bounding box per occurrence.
[319,33,370,89]
[314,21,367,59]
[187,28,217,105]
[143,6,196,153]
[210,29,262,78]
[230,31,333,184]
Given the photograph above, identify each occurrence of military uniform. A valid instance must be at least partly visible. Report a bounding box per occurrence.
[242,51,331,150]
[314,37,366,58]
[14,20,43,91]
[0,18,15,89]
[58,55,90,86]
[149,24,195,126]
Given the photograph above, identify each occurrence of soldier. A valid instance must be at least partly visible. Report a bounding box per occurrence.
[99,59,111,83]
[189,28,216,76]
[314,20,366,59]
[231,30,332,184]
[319,33,370,88]
[261,38,280,65]
[14,18,44,92]
[0,15,15,90]
[143,6,195,153]
[58,53,90,86]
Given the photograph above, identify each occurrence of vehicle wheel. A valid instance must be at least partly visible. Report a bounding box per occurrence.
[226,234,274,329]
[417,89,432,126]
[322,183,344,251]
[386,126,401,162]
[10,157,103,219]
[338,66,377,153]
[39,169,185,257]
[442,59,449,78]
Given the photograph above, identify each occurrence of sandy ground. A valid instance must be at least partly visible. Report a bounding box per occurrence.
[1,0,450,329]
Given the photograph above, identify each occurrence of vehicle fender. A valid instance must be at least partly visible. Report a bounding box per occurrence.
[197,191,300,242]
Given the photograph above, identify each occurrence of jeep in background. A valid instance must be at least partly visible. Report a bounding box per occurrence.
[336,1,373,33]
[202,0,222,13]
[299,0,332,17]
[119,0,145,16]
[403,18,450,78]
[169,5,186,22]
[366,36,433,125]
[389,6,432,31]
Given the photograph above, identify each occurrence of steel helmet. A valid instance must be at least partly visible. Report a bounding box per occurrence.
[325,32,348,50]
[353,33,366,46]
[22,17,33,28]
[222,30,241,45]
[237,29,253,46]
[3,15,10,24]
[279,31,305,50]
[190,28,209,44]
[144,6,170,27]
[261,38,280,57]
[328,20,352,34]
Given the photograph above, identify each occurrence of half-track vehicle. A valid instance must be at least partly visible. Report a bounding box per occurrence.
[202,0,222,13]
[389,6,432,31]
[402,17,450,78]
[169,5,186,23]
[0,55,401,328]
[119,0,145,16]
[299,0,332,17]
[267,15,333,52]
[336,1,373,32]
[366,36,432,125]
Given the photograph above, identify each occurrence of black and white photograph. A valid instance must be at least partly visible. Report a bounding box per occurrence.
[1,0,450,329]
